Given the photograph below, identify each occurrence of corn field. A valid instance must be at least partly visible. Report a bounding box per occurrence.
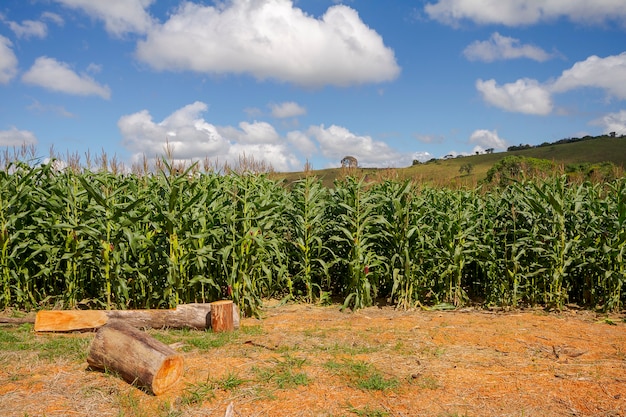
[1,159,625,315]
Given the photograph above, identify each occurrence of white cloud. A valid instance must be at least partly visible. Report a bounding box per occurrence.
[306,124,406,167]
[592,110,626,136]
[411,151,434,163]
[0,127,38,147]
[464,33,553,62]
[469,129,507,150]
[41,12,65,26]
[21,56,111,99]
[477,52,626,115]
[53,0,155,36]
[226,143,300,171]
[119,102,230,158]
[118,101,300,172]
[0,35,18,84]
[287,130,318,156]
[551,53,626,100]
[270,101,306,118]
[476,78,553,115]
[218,121,281,144]
[135,0,400,87]
[7,19,48,39]
[425,0,626,26]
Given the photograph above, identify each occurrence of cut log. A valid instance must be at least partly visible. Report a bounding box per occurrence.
[87,320,183,395]
[35,309,108,332]
[34,303,240,332]
[210,300,234,332]
[0,316,35,325]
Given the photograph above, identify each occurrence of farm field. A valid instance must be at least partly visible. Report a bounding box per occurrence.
[1,141,625,416]
[1,301,625,417]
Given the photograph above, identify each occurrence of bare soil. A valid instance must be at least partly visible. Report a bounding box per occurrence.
[1,303,625,417]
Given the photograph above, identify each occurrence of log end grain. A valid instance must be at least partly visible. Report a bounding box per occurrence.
[152,354,184,395]
[210,300,234,333]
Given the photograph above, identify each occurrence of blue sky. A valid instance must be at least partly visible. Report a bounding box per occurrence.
[1,0,625,172]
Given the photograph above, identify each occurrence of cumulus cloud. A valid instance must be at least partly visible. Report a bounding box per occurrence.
[1,11,63,40]
[53,0,155,36]
[135,0,400,87]
[0,127,38,147]
[551,53,626,100]
[425,0,626,26]
[411,151,434,163]
[118,102,418,171]
[476,52,626,115]
[218,121,281,144]
[7,19,48,39]
[469,129,507,151]
[287,130,318,156]
[306,124,406,167]
[463,33,553,62]
[592,110,626,136]
[476,78,553,115]
[0,35,18,84]
[270,102,306,118]
[22,56,111,99]
[118,101,300,172]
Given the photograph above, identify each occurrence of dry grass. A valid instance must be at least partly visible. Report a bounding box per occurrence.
[1,302,625,417]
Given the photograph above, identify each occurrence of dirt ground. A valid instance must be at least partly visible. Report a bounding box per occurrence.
[1,302,625,417]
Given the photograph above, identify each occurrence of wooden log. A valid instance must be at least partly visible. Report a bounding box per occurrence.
[210,300,234,332]
[0,316,35,325]
[35,310,108,332]
[87,320,184,395]
[34,303,240,332]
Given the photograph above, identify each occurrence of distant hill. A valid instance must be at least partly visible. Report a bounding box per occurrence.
[276,134,626,187]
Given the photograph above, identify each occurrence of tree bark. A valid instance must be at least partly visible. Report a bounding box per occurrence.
[0,317,35,325]
[210,300,234,332]
[86,320,184,395]
[34,303,240,332]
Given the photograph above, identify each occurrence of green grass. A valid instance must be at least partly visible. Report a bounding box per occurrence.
[254,354,310,389]
[356,373,400,391]
[38,335,92,361]
[180,380,215,406]
[324,359,400,391]
[149,328,239,352]
[215,372,246,390]
[0,325,90,361]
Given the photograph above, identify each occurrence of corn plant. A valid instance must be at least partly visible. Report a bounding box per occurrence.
[420,188,478,306]
[377,180,428,309]
[329,177,388,310]
[217,174,288,316]
[0,162,39,308]
[580,179,626,310]
[78,171,145,308]
[1,151,625,313]
[284,176,333,302]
